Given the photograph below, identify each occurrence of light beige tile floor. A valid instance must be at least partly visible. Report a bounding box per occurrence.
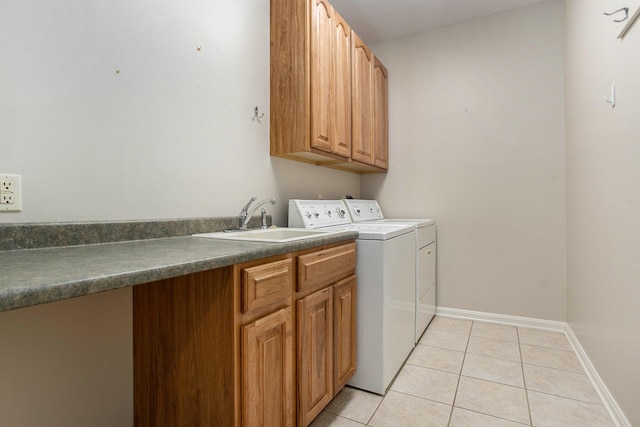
[311,315,615,427]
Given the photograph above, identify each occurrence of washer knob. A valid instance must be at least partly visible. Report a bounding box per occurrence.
[336,208,346,218]
[305,211,312,219]
[313,211,320,218]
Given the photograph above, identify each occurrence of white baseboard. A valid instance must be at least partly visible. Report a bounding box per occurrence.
[564,327,632,427]
[435,306,631,427]
[435,306,566,331]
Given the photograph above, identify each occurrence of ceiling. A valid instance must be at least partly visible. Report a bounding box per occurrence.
[328,0,547,45]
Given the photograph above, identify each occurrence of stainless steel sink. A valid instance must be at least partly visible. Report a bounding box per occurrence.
[193,227,339,243]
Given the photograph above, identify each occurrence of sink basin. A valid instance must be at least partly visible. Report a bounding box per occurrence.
[193,228,339,243]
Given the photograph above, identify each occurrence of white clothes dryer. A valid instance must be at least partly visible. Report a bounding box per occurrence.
[342,199,437,343]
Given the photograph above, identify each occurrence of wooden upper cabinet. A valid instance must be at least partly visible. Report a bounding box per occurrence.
[310,0,333,153]
[271,0,386,173]
[310,0,351,158]
[351,33,389,171]
[373,57,389,169]
[351,30,374,166]
[331,10,352,158]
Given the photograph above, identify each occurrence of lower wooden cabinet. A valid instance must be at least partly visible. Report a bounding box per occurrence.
[242,307,294,427]
[133,268,236,427]
[297,274,357,427]
[297,287,334,426]
[133,241,356,427]
[333,275,357,393]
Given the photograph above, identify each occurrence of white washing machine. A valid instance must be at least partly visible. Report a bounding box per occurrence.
[342,199,437,343]
[289,200,416,395]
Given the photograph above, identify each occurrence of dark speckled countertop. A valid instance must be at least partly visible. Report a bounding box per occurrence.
[0,218,357,312]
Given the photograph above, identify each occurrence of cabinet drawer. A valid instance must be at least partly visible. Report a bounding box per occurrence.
[297,243,356,291]
[242,258,293,313]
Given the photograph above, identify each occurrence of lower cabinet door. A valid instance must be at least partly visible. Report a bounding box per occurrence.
[242,307,294,427]
[297,287,334,427]
[334,275,357,393]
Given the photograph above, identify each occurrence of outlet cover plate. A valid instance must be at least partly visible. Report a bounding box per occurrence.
[0,174,22,212]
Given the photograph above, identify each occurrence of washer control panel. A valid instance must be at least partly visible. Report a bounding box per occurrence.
[288,200,351,229]
[342,199,384,222]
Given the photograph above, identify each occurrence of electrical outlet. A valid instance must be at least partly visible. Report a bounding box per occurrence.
[0,174,22,212]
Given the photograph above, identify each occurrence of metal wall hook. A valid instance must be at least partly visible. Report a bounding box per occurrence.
[253,106,265,120]
[604,82,616,108]
[604,7,629,23]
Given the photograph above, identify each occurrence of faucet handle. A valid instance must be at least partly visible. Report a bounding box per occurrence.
[240,196,257,215]
[238,196,257,229]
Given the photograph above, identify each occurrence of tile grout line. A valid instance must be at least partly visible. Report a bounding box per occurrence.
[518,327,534,426]
[364,392,385,426]
[446,319,473,427]
[522,360,591,375]
[381,388,453,407]
[457,373,527,390]
[451,407,532,427]
[524,388,611,407]
[460,319,533,425]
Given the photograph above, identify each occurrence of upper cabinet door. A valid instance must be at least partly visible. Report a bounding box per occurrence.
[310,0,351,158]
[310,0,333,153]
[351,30,374,166]
[331,10,351,158]
[373,57,389,169]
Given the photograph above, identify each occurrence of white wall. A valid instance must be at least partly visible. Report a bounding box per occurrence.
[10,0,638,425]
[363,1,567,321]
[0,288,133,426]
[0,1,360,425]
[0,0,359,224]
[565,1,640,424]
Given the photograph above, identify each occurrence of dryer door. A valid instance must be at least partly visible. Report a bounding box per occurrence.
[416,241,436,342]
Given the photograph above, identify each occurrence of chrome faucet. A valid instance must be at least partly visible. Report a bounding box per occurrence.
[238,196,277,229]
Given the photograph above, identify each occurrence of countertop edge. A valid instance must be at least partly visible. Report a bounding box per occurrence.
[0,232,358,312]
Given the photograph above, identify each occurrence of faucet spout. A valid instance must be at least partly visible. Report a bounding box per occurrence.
[240,197,277,229]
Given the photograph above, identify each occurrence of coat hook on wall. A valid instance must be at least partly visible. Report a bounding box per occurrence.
[604,82,616,108]
[253,106,265,121]
[604,7,629,23]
